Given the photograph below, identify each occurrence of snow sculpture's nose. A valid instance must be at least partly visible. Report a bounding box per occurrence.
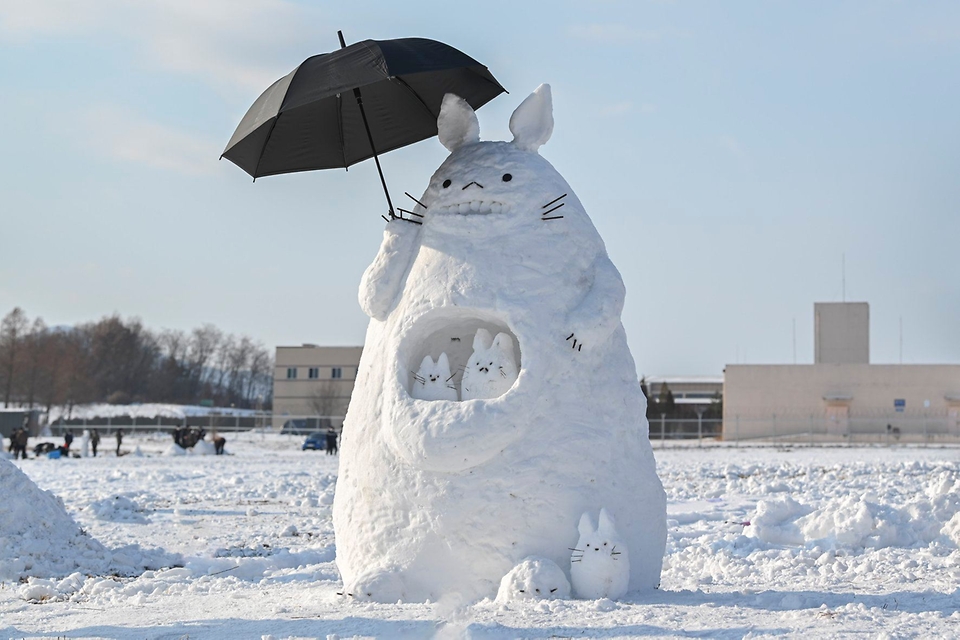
[461,181,484,190]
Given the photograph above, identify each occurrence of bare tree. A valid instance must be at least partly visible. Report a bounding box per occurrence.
[21,317,47,408]
[308,379,347,420]
[0,307,29,407]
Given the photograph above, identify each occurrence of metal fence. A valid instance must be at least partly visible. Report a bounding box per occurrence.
[722,413,960,446]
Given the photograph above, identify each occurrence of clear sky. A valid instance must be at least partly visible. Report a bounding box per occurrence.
[1,1,958,376]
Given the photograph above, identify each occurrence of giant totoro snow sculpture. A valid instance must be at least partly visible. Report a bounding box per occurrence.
[332,84,666,603]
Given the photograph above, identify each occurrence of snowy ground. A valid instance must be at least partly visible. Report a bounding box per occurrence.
[2,432,958,639]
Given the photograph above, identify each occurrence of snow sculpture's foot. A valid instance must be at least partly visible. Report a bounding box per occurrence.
[496,556,571,603]
[341,568,406,603]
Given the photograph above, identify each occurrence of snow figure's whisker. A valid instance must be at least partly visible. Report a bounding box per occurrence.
[543,193,567,209]
[446,372,457,382]
[541,203,565,217]
[398,207,424,219]
[541,215,564,221]
[404,192,427,209]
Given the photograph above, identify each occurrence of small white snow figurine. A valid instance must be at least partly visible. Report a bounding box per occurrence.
[460,328,518,401]
[410,353,458,401]
[570,508,630,600]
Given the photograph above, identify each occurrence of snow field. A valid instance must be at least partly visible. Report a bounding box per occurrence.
[1,433,958,638]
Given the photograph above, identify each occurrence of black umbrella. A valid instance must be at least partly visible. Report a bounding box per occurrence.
[222,32,506,220]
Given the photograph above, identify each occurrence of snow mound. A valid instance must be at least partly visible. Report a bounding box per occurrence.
[83,495,149,524]
[193,439,216,455]
[942,512,960,546]
[163,443,187,456]
[0,458,180,581]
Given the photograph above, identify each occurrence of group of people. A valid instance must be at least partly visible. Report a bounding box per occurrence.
[7,425,123,459]
[172,426,227,455]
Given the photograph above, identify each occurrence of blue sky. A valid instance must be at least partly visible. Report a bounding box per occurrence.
[1,1,958,375]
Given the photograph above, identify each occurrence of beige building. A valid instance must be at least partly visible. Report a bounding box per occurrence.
[723,302,960,442]
[272,345,363,431]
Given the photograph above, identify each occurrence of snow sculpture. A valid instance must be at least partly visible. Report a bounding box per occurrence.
[570,508,630,600]
[496,556,571,602]
[410,353,458,401]
[333,84,667,603]
[460,329,518,401]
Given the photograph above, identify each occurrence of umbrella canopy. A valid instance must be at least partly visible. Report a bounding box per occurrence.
[221,37,506,179]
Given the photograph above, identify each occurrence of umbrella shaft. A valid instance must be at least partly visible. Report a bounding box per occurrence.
[339,30,395,219]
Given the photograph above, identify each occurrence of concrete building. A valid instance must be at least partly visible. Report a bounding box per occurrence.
[723,303,960,442]
[272,345,363,431]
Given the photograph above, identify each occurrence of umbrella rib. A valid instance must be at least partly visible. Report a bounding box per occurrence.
[391,76,438,121]
[251,116,280,180]
[336,93,347,170]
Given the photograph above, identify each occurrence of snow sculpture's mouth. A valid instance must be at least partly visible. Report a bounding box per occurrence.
[432,200,511,216]
[384,308,527,472]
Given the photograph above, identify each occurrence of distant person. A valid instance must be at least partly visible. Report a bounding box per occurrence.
[89,430,100,457]
[13,428,29,460]
[325,428,338,455]
[63,431,74,450]
[214,435,226,455]
[115,429,123,456]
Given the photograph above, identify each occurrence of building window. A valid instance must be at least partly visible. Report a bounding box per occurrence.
[331,367,342,379]
[286,368,297,379]
[308,367,319,379]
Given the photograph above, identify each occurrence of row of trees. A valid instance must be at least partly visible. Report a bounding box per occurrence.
[0,308,273,414]
[640,379,723,421]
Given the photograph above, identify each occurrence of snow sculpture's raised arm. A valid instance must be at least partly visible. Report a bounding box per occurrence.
[358,219,421,320]
[564,252,625,351]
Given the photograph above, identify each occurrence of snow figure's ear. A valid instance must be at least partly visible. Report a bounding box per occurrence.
[598,508,617,536]
[437,352,450,372]
[509,84,553,152]
[473,328,494,352]
[438,93,480,152]
[578,511,596,538]
[419,355,435,371]
[492,332,514,355]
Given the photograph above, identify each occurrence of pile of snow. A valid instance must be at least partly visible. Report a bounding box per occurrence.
[0,458,180,582]
[334,86,666,603]
[83,495,149,524]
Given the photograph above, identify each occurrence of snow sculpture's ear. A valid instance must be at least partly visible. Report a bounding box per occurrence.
[492,332,514,355]
[578,511,596,538]
[473,328,494,352]
[419,355,435,371]
[437,352,450,372]
[509,84,553,152]
[438,93,480,152]
[598,508,617,536]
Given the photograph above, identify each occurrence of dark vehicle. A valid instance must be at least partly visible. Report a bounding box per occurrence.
[281,418,331,435]
[302,432,326,451]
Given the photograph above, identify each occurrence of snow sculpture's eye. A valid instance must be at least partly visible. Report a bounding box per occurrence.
[442,179,452,188]
[502,173,512,182]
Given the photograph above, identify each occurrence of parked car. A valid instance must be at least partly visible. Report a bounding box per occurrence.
[302,432,326,451]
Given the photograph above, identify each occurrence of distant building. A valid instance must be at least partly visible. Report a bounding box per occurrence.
[724,302,960,442]
[643,376,723,413]
[272,345,363,431]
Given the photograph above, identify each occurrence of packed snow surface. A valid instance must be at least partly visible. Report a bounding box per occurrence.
[336,85,666,602]
[2,432,958,638]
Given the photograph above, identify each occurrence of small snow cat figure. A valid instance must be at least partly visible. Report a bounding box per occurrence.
[460,329,518,401]
[410,352,458,401]
[570,508,630,600]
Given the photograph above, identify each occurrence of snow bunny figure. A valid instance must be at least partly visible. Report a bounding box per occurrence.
[333,84,666,603]
[570,508,630,600]
[460,329,518,401]
[410,353,458,401]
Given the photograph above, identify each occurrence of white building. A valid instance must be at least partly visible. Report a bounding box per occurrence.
[272,345,363,431]
[723,302,960,442]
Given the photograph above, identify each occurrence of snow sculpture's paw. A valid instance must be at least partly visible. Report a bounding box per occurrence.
[341,568,405,603]
[496,556,571,603]
[570,508,630,600]
[564,332,584,352]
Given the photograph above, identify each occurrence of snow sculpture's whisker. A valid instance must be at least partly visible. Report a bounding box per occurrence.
[446,372,457,382]
[404,191,427,208]
[541,203,565,217]
[398,207,424,218]
[542,193,567,209]
[541,215,564,221]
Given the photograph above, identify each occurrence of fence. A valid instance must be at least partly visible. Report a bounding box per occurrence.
[722,413,960,446]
